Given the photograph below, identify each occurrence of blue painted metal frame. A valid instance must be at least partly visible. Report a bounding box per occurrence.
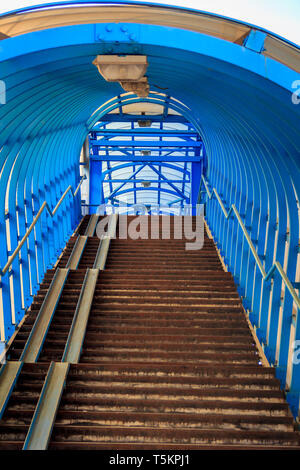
[91,155,200,162]
[90,140,201,148]
[89,118,199,209]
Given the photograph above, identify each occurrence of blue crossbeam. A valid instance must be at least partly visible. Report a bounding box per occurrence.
[108,165,145,199]
[91,129,199,137]
[90,140,202,148]
[90,156,201,162]
[93,149,192,158]
[103,179,190,183]
[107,186,188,200]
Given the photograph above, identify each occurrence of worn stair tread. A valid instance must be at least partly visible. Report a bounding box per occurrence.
[59,384,284,399]
[48,424,300,445]
[34,340,257,352]
[0,441,295,450]
[19,371,280,386]
[53,409,295,428]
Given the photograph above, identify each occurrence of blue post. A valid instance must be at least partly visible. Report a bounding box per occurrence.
[191,159,201,215]
[89,158,103,214]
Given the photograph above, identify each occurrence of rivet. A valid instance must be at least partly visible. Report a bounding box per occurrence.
[120,25,128,32]
[106,24,113,32]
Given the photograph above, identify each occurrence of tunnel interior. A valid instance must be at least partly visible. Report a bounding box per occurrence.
[0,1,300,414]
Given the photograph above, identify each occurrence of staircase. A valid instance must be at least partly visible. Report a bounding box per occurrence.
[0,215,299,449]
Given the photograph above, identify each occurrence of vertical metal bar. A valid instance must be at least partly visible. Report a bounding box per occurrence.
[191,160,201,216]
[89,157,103,215]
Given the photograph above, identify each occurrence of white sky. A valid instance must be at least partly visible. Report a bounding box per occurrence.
[0,0,299,46]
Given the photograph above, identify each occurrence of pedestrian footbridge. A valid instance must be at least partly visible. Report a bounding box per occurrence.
[0,1,299,449]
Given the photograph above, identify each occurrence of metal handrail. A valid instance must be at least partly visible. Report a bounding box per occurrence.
[1,176,86,277]
[201,175,300,311]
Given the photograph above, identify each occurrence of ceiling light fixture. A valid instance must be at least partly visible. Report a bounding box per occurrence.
[93,55,149,97]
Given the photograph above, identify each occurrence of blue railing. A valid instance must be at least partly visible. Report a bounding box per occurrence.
[1,176,85,277]
[0,176,85,342]
[200,175,300,418]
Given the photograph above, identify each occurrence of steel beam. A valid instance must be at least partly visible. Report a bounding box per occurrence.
[148,164,188,201]
[89,158,103,215]
[66,236,87,269]
[91,129,198,137]
[107,165,145,200]
[103,179,190,183]
[95,114,189,123]
[90,156,201,162]
[91,140,201,148]
[191,159,202,214]
[20,269,69,363]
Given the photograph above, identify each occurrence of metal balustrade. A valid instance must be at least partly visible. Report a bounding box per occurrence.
[200,175,300,417]
[0,177,86,342]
